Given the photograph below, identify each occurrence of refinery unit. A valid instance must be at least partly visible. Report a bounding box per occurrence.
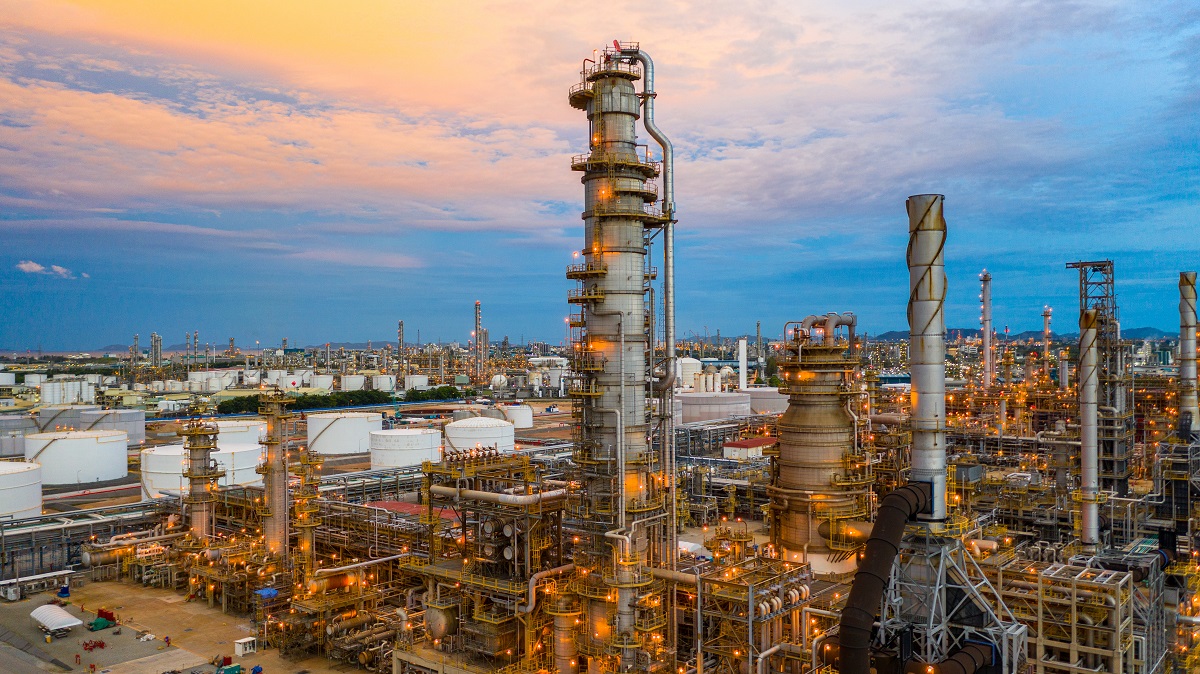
[1,41,1199,674]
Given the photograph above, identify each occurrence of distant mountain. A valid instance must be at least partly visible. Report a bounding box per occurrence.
[1124,327,1172,340]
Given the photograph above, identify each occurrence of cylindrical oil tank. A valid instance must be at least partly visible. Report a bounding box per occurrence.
[404,375,429,390]
[370,429,442,468]
[26,430,128,484]
[166,380,184,392]
[205,378,223,392]
[425,604,458,638]
[140,442,264,498]
[307,412,383,454]
[341,374,366,391]
[372,375,396,391]
[150,380,165,392]
[677,392,752,424]
[80,409,146,445]
[266,370,286,385]
[500,404,534,429]
[310,374,335,390]
[35,404,101,432]
[0,461,41,519]
[215,419,266,444]
[132,383,148,392]
[0,372,15,386]
[444,417,514,452]
[295,369,313,386]
[677,357,703,389]
[186,380,203,392]
[243,370,261,384]
[744,386,789,414]
[24,374,47,386]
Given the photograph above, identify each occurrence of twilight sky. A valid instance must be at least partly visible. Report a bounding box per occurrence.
[1,1,1197,351]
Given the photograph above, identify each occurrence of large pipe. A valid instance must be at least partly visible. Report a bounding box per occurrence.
[1181,272,1198,431]
[902,643,993,674]
[1080,308,1100,548]
[980,271,993,388]
[839,482,932,674]
[429,485,567,506]
[517,563,574,613]
[907,194,947,520]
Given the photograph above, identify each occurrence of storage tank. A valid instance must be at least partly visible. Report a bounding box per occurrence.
[35,404,101,432]
[24,374,46,386]
[215,419,266,444]
[166,380,184,392]
[340,375,366,391]
[150,380,165,392]
[140,441,264,498]
[0,372,15,386]
[80,409,146,445]
[186,380,203,392]
[25,430,128,484]
[133,382,148,392]
[743,387,789,414]
[404,375,429,390]
[370,429,442,468]
[307,412,382,454]
[677,358,703,389]
[266,370,286,385]
[310,374,335,390]
[489,374,508,390]
[243,370,261,385]
[677,392,752,424]
[372,375,396,391]
[444,417,515,453]
[0,461,41,519]
[500,404,534,429]
[205,378,223,392]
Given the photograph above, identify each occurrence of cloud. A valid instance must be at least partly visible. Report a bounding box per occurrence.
[15,259,82,279]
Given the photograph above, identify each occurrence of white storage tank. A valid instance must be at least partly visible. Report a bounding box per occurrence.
[404,375,429,390]
[186,380,203,392]
[0,372,15,386]
[243,370,261,385]
[0,461,41,519]
[743,387,789,414]
[444,417,515,453]
[150,380,165,392]
[489,374,508,390]
[677,392,752,424]
[80,409,146,445]
[372,375,396,391]
[677,358,703,389]
[24,374,47,387]
[295,369,313,386]
[306,412,382,454]
[215,419,266,444]
[370,428,442,468]
[340,375,366,391]
[25,430,128,484]
[140,442,264,498]
[310,374,335,390]
[500,404,534,429]
[266,370,286,385]
[166,380,185,392]
[35,404,101,432]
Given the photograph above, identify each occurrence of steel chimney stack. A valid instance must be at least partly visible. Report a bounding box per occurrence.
[1079,308,1100,549]
[907,194,948,521]
[1180,272,1198,431]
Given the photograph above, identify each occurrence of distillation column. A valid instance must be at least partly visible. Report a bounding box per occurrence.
[980,270,993,388]
[1042,306,1053,383]
[1079,309,1100,550]
[258,391,293,556]
[567,42,670,671]
[180,418,221,541]
[908,194,948,520]
[1181,272,1198,430]
[773,313,865,574]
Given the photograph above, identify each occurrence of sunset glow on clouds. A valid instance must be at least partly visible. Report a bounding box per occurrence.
[1,1,1197,349]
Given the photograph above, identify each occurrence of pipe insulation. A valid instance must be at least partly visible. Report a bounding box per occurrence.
[838,482,932,674]
[1181,272,1198,430]
[907,194,948,520]
[903,643,994,674]
[1080,308,1100,547]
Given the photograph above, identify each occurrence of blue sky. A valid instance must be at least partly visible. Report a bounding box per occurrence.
[0,1,1197,351]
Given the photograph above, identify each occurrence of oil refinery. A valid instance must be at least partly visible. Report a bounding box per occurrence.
[2,41,1200,674]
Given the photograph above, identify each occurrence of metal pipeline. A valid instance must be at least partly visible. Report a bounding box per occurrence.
[838,481,932,674]
[1181,272,1198,431]
[907,194,948,519]
[1080,309,1100,548]
[902,643,994,674]
[516,563,574,613]
[428,484,567,506]
[313,553,408,577]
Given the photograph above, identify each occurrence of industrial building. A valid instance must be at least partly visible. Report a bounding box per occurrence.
[1,41,1199,674]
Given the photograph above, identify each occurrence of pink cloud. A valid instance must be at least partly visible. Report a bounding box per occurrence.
[15,259,82,279]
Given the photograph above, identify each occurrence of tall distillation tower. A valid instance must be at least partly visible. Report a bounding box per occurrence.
[566,41,674,672]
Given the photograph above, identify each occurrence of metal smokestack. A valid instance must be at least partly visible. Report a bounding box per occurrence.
[1058,349,1069,390]
[737,337,748,390]
[474,301,483,382]
[1180,272,1198,431]
[1042,306,1052,382]
[1080,309,1100,548]
[980,271,993,388]
[907,194,948,520]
